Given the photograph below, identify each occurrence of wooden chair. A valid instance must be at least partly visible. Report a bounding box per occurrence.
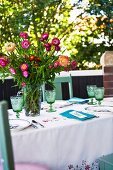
[42,73,73,101]
[0,100,49,170]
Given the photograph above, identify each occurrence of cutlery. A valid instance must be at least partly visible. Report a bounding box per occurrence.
[58,103,73,108]
[32,120,44,128]
[10,125,19,129]
[31,123,38,129]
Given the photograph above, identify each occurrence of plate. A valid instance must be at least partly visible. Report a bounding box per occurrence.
[85,106,113,113]
[9,119,31,131]
[104,97,113,102]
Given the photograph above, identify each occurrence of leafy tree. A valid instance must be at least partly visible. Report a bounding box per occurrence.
[0,0,113,70]
[69,0,113,69]
[0,0,74,45]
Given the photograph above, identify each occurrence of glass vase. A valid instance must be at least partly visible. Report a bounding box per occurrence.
[23,84,42,116]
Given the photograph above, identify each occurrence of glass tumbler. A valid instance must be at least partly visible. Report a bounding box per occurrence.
[10,95,24,118]
[87,85,97,105]
[94,87,104,105]
[45,89,56,112]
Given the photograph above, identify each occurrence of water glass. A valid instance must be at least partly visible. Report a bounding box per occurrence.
[10,95,24,118]
[87,85,97,105]
[45,89,56,112]
[94,87,104,105]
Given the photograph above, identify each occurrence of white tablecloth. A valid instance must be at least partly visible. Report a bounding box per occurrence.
[9,99,113,170]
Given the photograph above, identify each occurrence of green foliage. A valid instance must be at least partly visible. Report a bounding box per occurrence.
[70,0,113,69]
[0,0,113,70]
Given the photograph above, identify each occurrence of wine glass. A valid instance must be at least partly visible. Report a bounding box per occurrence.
[94,87,104,105]
[10,95,24,118]
[45,89,56,112]
[87,85,97,105]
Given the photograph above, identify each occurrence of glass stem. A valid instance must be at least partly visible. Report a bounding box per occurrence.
[91,98,93,104]
[16,112,20,118]
[98,101,101,105]
[49,104,53,111]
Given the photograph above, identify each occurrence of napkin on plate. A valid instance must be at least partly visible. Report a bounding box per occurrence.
[60,109,97,121]
[68,97,89,104]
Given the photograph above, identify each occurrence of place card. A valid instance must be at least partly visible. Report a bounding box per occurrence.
[69,110,87,118]
[60,109,97,121]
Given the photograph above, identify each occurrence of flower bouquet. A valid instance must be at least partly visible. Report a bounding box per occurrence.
[0,32,77,116]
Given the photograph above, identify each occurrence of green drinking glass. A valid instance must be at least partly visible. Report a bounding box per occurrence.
[94,87,104,105]
[45,89,56,112]
[87,85,97,105]
[10,95,24,118]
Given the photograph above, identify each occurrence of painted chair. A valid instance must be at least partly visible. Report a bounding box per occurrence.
[99,153,113,170]
[54,73,73,100]
[42,73,73,101]
[0,100,49,170]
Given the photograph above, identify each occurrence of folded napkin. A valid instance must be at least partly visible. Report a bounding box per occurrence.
[68,97,89,104]
[55,102,73,108]
[60,109,97,121]
[41,100,73,110]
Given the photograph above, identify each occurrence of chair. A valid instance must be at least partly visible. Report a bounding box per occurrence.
[42,73,73,101]
[99,153,113,170]
[0,100,49,170]
[54,73,73,100]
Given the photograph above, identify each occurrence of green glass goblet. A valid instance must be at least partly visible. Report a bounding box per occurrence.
[10,95,24,118]
[94,87,104,105]
[45,89,56,112]
[87,85,97,105]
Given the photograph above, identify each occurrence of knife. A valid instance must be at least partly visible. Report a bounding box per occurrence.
[32,120,44,128]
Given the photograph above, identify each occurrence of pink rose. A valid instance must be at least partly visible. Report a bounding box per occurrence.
[22,71,29,78]
[71,60,77,69]
[45,47,51,51]
[49,65,53,69]
[22,82,26,87]
[52,38,60,46]
[19,32,28,39]
[44,43,51,51]
[9,67,16,74]
[55,45,60,51]
[0,57,9,67]
[21,40,30,49]
[40,33,49,41]
[44,43,51,48]
[54,61,60,68]
[20,63,28,71]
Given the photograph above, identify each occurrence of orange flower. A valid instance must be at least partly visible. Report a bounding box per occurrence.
[29,55,35,61]
[58,55,70,67]
[5,42,16,52]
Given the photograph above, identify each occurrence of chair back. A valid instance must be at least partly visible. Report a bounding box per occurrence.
[42,73,73,101]
[0,101,15,170]
[54,74,73,100]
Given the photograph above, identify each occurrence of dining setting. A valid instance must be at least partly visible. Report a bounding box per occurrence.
[5,84,113,170]
[1,31,113,170]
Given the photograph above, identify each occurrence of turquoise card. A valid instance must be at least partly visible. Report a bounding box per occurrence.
[60,109,97,121]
